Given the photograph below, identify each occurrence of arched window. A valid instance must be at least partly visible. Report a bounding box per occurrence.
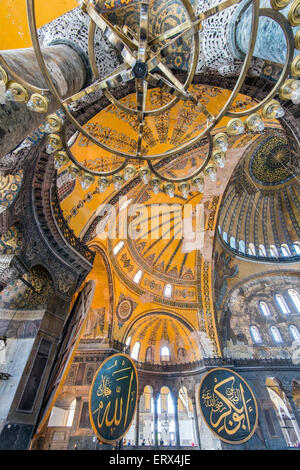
[289,325,300,341]
[133,269,142,284]
[131,341,141,360]
[288,289,300,313]
[270,326,283,343]
[163,283,172,298]
[250,325,262,344]
[145,346,153,362]
[248,243,256,256]
[239,239,245,254]
[125,336,132,346]
[275,294,290,314]
[160,346,170,362]
[177,347,187,361]
[294,242,300,255]
[259,244,267,257]
[113,240,124,255]
[269,245,278,257]
[259,301,271,317]
[223,231,228,243]
[230,236,236,249]
[281,244,291,257]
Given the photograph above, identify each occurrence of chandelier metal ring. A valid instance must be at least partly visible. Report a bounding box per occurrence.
[87,0,199,117]
[146,133,213,184]
[226,8,295,118]
[26,0,262,176]
[60,122,130,177]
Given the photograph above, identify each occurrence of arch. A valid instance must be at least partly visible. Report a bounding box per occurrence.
[163,284,172,298]
[113,240,124,255]
[160,346,170,362]
[145,346,153,363]
[289,325,300,342]
[86,243,114,339]
[259,301,271,317]
[281,244,291,257]
[133,269,142,284]
[275,294,290,315]
[266,377,300,447]
[270,326,283,343]
[288,289,300,313]
[294,242,300,255]
[131,341,141,361]
[250,325,262,344]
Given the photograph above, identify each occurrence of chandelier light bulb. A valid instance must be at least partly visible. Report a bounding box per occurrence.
[213,133,228,152]
[246,113,265,132]
[139,166,151,184]
[212,150,226,168]
[68,164,82,180]
[79,173,95,190]
[178,182,190,199]
[53,151,69,169]
[113,174,124,191]
[150,177,161,194]
[44,114,62,133]
[279,79,300,103]
[123,164,136,181]
[205,164,217,182]
[45,134,62,154]
[5,88,16,101]
[192,176,204,193]
[226,118,245,135]
[26,93,49,113]
[98,176,110,193]
[164,182,175,198]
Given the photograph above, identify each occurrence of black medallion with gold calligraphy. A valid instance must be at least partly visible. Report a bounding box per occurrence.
[199,368,258,444]
[89,353,138,444]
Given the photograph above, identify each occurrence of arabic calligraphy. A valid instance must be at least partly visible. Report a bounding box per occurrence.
[89,353,138,444]
[199,368,258,444]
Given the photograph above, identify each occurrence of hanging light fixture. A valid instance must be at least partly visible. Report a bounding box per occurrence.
[123,164,136,181]
[45,134,63,154]
[226,118,245,135]
[139,166,151,184]
[178,182,191,199]
[150,176,161,194]
[68,164,82,180]
[98,176,110,193]
[204,163,217,182]
[213,133,228,152]
[212,150,226,168]
[1,0,298,200]
[246,113,265,132]
[53,150,69,169]
[163,182,175,198]
[113,173,124,191]
[79,172,95,190]
[192,176,204,193]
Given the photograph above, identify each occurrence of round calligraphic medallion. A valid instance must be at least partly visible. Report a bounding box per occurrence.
[198,368,258,444]
[89,353,138,444]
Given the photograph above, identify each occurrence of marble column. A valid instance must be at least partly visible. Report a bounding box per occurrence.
[153,393,159,448]
[173,393,180,447]
[135,395,141,447]
[191,396,201,450]
[0,43,88,159]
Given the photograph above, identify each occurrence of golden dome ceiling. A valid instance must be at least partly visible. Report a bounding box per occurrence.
[57,84,278,237]
[217,133,300,261]
[125,313,202,364]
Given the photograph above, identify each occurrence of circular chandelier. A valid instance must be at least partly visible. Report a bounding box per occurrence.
[0,0,300,199]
